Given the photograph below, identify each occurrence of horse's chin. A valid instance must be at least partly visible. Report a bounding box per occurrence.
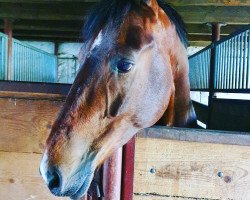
[70,173,94,200]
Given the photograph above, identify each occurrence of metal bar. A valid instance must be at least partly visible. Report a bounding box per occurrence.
[218,44,223,89]
[221,42,226,89]
[207,23,221,129]
[103,148,123,200]
[0,80,71,95]
[243,32,247,89]
[202,52,206,89]
[233,35,237,89]
[121,137,135,200]
[248,30,250,88]
[236,35,240,89]
[227,38,234,89]
[239,33,243,89]
[224,40,228,89]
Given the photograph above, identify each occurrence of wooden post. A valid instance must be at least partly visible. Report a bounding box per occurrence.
[121,137,135,200]
[207,23,224,129]
[4,19,13,81]
[103,148,123,200]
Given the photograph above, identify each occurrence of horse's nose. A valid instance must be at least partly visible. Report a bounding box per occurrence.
[40,165,62,193]
[47,168,61,191]
[40,153,62,194]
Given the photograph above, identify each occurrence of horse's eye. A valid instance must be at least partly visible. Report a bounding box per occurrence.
[116,60,134,73]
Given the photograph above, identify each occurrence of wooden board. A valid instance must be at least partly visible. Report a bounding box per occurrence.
[134,137,250,200]
[0,151,66,200]
[134,195,189,200]
[0,97,63,153]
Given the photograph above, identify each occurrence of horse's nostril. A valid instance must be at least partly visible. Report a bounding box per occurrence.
[48,170,60,191]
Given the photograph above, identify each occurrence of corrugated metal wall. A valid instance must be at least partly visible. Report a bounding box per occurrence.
[0,33,57,83]
[215,29,250,90]
[12,39,57,82]
[189,27,250,92]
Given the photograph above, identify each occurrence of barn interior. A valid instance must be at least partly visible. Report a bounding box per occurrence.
[0,1,250,200]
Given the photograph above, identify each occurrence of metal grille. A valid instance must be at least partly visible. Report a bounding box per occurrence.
[0,32,8,80]
[12,39,57,82]
[189,26,250,92]
[189,47,211,90]
[215,29,250,90]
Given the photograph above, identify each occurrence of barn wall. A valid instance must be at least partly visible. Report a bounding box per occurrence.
[1,89,250,200]
[0,92,65,200]
[134,128,250,200]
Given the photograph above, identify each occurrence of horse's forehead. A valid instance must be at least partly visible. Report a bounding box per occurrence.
[117,9,157,49]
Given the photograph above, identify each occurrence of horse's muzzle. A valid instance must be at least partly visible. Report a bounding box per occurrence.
[40,152,95,199]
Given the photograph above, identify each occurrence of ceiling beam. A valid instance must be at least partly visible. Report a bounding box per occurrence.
[0,0,249,6]
[0,3,249,24]
[167,0,250,6]
[0,20,246,36]
[12,30,223,43]
[176,6,250,25]
[186,24,247,35]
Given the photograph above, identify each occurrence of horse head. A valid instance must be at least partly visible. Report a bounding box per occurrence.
[40,0,196,199]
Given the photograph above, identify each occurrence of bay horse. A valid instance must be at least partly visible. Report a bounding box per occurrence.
[40,0,196,199]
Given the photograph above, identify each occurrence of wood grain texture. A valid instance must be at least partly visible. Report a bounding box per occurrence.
[134,195,200,200]
[134,137,250,200]
[136,126,250,146]
[0,151,66,200]
[0,98,63,153]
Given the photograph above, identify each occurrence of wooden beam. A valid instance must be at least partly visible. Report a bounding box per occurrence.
[12,29,226,41]
[186,24,247,35]
[136,126,250,146]
[0,3,92,21]
[0,3,249,24]
[0,0,249,6]
[167,0,250,6]
[0,0,98,2]
[188,41,211,47]
[176,6,250,25]
[4,19,13,80]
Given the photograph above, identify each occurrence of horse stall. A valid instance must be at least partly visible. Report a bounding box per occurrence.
[1,81,250,200]
[0,1,250,200]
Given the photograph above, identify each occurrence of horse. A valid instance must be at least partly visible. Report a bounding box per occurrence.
[40,0,196,199]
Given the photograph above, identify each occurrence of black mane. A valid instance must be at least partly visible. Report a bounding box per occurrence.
[82,0,188,47]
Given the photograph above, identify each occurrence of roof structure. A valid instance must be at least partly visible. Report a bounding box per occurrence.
[0,0,249,46]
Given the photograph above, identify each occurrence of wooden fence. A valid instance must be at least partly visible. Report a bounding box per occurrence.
[1,81,250,200]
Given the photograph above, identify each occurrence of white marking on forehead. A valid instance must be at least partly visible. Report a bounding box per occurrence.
[90,30,103,51]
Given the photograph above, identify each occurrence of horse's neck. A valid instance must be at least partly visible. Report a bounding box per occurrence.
[158,38,197,128]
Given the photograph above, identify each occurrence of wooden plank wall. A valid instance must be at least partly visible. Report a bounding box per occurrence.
[0,93,66,200]
[134,129,250,200]
[1,91,250,200]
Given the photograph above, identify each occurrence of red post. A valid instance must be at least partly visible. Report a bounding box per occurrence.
[121,137,135,200]
[103,148,123,200]
[4,19,13,80]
